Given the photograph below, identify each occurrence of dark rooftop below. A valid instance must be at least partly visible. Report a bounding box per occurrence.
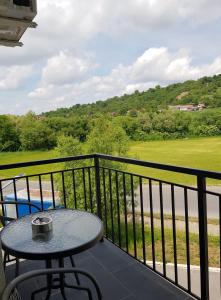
[5,239,193,300]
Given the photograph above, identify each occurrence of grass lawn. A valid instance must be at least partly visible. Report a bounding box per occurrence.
[108,221,220,267]
[0,150,59,179]
[0,136,221,185]
[128,137,221,185]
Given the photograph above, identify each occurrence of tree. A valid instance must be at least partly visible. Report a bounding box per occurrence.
[87,118,129,158]
[55,119,135,240]
[55,135,90,210]
[19,112,56,150]
[0,115,20,151]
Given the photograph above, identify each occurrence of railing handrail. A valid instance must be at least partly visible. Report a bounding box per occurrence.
[95,153,221,180]
[0,153,220,180]
[0,154,94,171]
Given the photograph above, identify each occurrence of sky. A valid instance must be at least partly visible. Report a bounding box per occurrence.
[1,0,221,115]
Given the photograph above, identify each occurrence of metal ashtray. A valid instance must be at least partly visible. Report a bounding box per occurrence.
[32,216,53,238]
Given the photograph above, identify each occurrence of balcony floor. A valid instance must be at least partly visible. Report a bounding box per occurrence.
[5,239,193,300]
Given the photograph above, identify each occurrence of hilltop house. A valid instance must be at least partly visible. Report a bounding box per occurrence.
[169,103,206,111]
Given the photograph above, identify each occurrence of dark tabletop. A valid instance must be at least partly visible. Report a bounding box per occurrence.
[0,209,103,260]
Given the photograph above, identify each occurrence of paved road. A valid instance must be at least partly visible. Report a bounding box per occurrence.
[134,184,221,218]
[1,180,51,195]
[1,180,221,218]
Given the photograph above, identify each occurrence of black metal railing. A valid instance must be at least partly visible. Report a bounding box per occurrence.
[0,154,220,300]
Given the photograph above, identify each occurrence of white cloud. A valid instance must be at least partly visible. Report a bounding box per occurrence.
[41,51,96,85]
[1,0,221,114]
[0,0,220,66]
[123,82,159,94]
[0,65,33,90]
[117,0,221,28]
[177,0,221,23]
[28,47,221,113]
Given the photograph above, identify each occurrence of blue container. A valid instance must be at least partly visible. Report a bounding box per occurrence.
[4,190,56,218]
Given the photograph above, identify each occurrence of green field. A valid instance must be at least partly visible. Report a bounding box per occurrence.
[113,221,220,267]
[0,137,221,185]
[128,137,221,185]
[0,150,58,179]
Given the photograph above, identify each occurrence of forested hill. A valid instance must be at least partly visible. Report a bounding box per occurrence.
[1,74,221,153]
[43,74,221,117]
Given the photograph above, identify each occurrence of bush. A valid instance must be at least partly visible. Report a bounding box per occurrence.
[191,125,220,137]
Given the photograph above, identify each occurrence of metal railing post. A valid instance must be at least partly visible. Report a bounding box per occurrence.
[94,155,102,220]
[197,176,209,300]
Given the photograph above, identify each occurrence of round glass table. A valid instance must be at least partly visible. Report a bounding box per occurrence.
[1,209,103,260]
[0,209,103,299]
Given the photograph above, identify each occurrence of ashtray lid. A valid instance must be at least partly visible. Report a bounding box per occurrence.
[32,216,52,226]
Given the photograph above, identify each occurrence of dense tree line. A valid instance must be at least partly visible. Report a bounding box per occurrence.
[1,74,221,152]
[114,109,221,141]
[1,108,221,152]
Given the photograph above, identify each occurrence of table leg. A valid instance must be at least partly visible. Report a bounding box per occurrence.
[31,260,52,300]
[15,258,20,277]
[58,258,101,300]
[69,256,80,285]
[45,260,53,299]
[58,258,68,300]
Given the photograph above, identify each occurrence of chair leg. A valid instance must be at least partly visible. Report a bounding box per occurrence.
[69,256,80,285]
[3,252,7,270]
[15,258,20,277]
[60,286,68,300]
[3,251,20,277]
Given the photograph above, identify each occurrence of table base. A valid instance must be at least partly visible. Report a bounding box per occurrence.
[31,258,93,300]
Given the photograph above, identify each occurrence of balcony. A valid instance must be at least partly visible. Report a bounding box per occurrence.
[0,154,220,300]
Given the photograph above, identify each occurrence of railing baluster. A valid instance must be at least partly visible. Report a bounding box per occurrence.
[219,195,221,294]
[13,178,18,218]
[50,173,56,209]
[0,181,5,220]
[171,184,178,284]
[102,168,108,238]
[38,175,44,211]
[139,177,146,264]
[131,175,137,259]
[197,176,209,300]
[61,171,67,208]
[72,170,77,209]
[159,182,166,276]
[82,168,87,211]
[94,156,102,220]
[149,179,155,270]
[184,187,191,292]
[109,169,115,243]
[88,168,93,213]
[115,171,121,247]
[26,177,31,213]
[123,173,129,253]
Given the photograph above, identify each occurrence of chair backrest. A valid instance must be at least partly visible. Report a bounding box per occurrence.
[0,241,6,298]
[0,201,42,226]
[2,268,102,300]
[0,230,22,300]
